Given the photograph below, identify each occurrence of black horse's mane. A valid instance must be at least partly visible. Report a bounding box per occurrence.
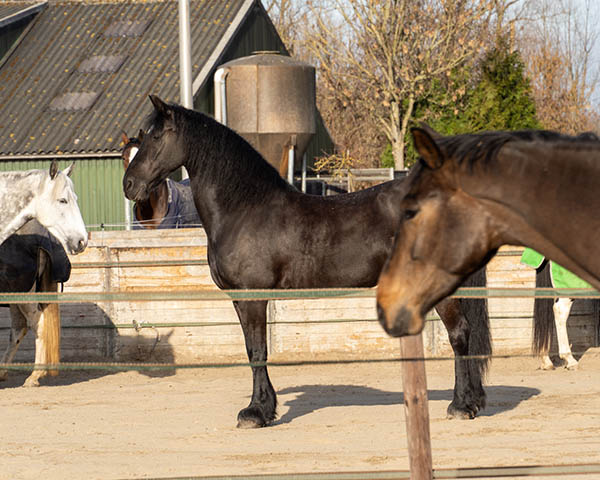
[435,129,600,170]
[145,102,293,208]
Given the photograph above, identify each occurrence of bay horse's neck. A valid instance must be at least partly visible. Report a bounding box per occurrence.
[135,181,169,229]
[464,141,600,286]
[0,171,41,244]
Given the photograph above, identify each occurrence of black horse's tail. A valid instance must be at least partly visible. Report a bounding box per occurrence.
[460,267,491,379]
[532,261,553,354]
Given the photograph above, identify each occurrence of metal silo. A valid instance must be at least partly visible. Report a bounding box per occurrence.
[214,52,316,182]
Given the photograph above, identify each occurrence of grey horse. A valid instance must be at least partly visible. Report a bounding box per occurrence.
[0,160,87,255]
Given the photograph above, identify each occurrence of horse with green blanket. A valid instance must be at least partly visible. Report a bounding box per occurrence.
[521,248,593,370]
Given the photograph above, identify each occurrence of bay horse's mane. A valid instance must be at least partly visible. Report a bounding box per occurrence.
[144,102,294,208]
[434,129,600,171]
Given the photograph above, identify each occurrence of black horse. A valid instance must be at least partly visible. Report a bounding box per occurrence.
[123,95,491,428]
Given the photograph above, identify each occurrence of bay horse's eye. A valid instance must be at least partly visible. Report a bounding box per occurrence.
[404,209,418,221]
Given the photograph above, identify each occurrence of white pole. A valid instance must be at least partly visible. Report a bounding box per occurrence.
[178,0,192,180]
[214,68,229,125]
[287,145,295,185]
[124,199,132,230]
[178,0,193,109]
[301,152,307,192]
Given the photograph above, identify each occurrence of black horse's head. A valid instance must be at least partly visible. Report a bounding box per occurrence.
[123,95,186,202]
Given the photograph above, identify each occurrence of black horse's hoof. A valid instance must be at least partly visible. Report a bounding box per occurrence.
[446,402,477,420]
[237,406,270,429]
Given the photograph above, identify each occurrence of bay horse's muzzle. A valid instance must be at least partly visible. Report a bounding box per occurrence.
[376,302,423,337]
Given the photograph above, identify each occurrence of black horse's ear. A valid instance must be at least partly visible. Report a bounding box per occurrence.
[49,159,59,179]
[138,129,145,141]
[412,127,444,169]
[149,95,171,117]
[149,95,175,130]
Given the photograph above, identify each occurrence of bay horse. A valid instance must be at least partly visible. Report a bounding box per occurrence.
[376,126,600,337]
[121,132,201,229]
[0,220,71,386]
[0,161,87,254]
[123,96,491,427]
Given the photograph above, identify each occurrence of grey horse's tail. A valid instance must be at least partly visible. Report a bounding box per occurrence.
[532,261,554,354]
[460,267,491,379]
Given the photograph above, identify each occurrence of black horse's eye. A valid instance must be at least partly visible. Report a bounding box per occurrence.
[404,209,418,221]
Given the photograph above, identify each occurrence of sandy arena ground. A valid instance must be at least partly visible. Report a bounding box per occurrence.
[1,348,599,480]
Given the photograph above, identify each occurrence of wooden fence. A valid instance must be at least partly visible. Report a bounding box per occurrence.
[0,228,598,363]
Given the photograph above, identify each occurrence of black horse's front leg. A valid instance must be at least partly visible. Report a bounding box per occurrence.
[435,298,487,419]
[233,300,277,428]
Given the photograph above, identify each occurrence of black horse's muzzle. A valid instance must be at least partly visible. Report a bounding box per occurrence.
[123,175,150,203]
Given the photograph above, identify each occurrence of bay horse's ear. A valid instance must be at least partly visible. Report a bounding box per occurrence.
[412,127,444,169]
[63,162,75,177]
[121,131,129,146]
[49,159,59,179]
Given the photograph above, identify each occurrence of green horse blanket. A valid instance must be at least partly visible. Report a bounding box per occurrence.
[520,248,591,289]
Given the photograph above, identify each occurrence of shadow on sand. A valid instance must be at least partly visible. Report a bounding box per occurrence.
[0,302,177,390]
[275,384,541,425]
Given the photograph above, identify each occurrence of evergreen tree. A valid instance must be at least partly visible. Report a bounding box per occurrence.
[386,38,541,168]
[464,39,540,132]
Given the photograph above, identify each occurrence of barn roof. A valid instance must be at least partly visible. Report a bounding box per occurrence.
[0,0,257,156]
[0,1,46,28]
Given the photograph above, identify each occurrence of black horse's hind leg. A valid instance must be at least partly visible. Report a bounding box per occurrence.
[233,300,277,428]
[435,295,489,420]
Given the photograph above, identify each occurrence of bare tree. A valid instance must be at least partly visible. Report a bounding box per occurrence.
[307,0,494,170]
[262,0,333,59]
[516,0,600,133]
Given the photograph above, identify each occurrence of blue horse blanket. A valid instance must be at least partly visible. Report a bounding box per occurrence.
[520,248,591,288]
[133,178,201,229]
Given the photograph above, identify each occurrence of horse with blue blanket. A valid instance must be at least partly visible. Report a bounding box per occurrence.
[121,132,201,229]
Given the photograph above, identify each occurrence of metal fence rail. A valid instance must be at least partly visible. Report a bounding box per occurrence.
[116,463,600,479]
[1,287,599,304]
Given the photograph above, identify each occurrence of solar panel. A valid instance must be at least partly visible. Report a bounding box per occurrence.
[48,92,100,111]
[103,19,151,37]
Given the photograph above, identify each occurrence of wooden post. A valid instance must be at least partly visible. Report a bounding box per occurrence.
[400,332,432,480]
[39,249,60,376]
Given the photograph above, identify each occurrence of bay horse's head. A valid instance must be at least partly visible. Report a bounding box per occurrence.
[376,126,498,337]
[120,130,143,171]
[36,160,88,255]
[123,95,185,202]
